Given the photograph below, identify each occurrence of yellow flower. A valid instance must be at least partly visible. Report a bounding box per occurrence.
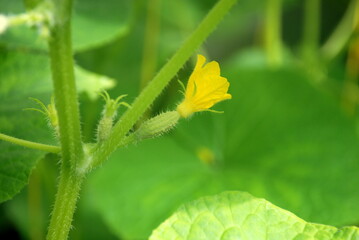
[177,54,232,118]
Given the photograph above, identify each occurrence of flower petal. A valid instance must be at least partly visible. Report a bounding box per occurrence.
[195,54,207,71]
[202,61,220,76]
[177,54,232,118]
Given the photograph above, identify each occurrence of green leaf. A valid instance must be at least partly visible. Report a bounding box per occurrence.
[0,144,45,203]
[87,55,359,239]
[150,191,359,240]
[0,50,115,99]
[86,137,207,239]
[0,49,116,203]
[0,50,54,203]
[75,65,116,101]
[72,0,132,51]
[0,0,132,51]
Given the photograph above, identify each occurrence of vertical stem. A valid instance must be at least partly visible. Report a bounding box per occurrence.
[47,0,84,239]
[48,0,84,168]
[302,0,321,53]
[46,169,83,240]
[301,0,322,80]
[265,0,282,67]
[139,0,161,121]
[140,0,161,90]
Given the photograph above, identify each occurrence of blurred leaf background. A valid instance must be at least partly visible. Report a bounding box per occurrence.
[0,0,359,239]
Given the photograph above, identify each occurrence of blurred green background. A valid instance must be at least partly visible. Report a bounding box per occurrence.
[0,0,359,239]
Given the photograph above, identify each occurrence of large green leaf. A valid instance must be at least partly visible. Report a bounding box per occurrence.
[0,0,132,51]
[150,191,359,240]
[72,0,131,51]
[0,50,54,203]
[0,49,115,203]
[87,56,359,239]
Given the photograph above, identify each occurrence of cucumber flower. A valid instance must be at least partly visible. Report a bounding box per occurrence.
[177,54,232,118]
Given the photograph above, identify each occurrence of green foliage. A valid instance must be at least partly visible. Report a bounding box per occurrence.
[72,0,131,51]
[0,0,358,239]
[0,0,132,51]
[87,54,359,239]
[0,50,54,203]
[150,191,359,240]
[75,66,116,101]
[0,49,115,203]
[0,144,44,203]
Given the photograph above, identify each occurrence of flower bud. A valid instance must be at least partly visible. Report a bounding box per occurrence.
[26,97,59,138]
[97,92,129,142]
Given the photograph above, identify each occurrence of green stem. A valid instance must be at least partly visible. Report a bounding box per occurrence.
[46,0,84,239]
[48,0,83,168]
[321,0,359,60]
[46,169,84,240]
[92,0,237,166]
[302,0,321,57]
[24,0,43,10]
[28,168,43,240]
[265,0,282,67]
[140,0,161,90]
[0,133,60,153]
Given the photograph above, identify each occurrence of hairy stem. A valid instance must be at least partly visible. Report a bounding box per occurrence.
[0,133,60,153]
[47,0,84,239]
[92,0,237,166]
[48,0,83,168]
[46,170,83,240]
[265,0,282,67]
